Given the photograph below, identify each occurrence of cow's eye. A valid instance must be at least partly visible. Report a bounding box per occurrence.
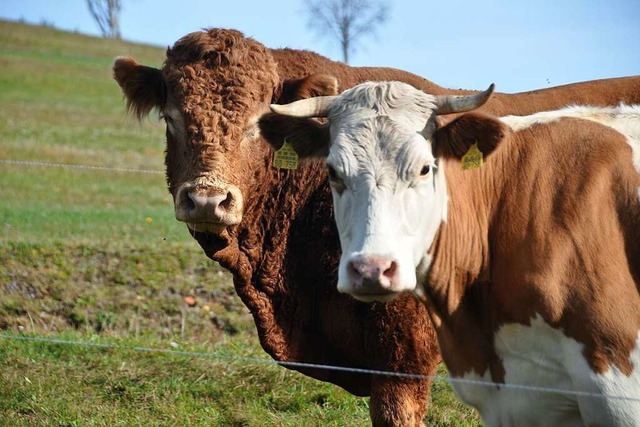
[327,165,338,181]
[161,114,174,124]
[420,165,431,176]
[327,164,346,194]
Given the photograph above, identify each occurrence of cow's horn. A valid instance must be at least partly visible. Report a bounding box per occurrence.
[435,84,495,115]
[269,96,337,118]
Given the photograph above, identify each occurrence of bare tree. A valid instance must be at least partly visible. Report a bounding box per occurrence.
[86,0,122,39]
[304,0,389,64]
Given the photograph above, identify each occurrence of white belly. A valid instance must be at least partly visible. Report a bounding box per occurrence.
[449,315,640,427]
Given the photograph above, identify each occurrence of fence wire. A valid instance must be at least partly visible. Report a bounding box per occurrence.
[0,159,163,175]
[1,333,639,403]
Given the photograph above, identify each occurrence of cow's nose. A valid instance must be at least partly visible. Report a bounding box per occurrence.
[174,185,242,227]
[347,254,399,292]
[184,191,232,219]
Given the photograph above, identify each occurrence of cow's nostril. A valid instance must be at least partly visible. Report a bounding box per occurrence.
[182,193,197,212]
[383,260,397,280]
[349,260,364,277]
[217,192,233,210]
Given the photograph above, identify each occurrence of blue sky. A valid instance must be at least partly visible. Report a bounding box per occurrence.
[1,0,638,92]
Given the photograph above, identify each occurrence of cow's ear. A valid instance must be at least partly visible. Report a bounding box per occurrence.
[113,56,166,120]
[258,114,330,159]
[280,74,339,103]
[260,73,336,158]
[433,112,507,160]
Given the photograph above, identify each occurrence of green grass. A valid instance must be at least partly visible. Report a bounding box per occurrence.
[0,19,481,426]
[0,334,371,426]
[1,165,183,245]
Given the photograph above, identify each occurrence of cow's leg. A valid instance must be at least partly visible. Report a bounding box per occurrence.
[369,377,430,427]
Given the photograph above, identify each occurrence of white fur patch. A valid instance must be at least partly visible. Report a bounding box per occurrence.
[501,104,640,173]
[450,315,640,426]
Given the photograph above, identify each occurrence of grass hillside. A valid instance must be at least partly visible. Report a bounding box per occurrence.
[0,20,480,426]
[0,19,178,245]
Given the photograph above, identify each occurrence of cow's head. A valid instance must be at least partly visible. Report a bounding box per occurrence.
[259,81,505,302]
[113,28,338,238]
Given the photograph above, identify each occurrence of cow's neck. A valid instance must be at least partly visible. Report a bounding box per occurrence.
[206,145,333,360]
[421,153,514,380]
[234,152,333,289]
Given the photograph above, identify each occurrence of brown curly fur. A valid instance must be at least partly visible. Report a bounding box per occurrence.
[114,28,640,426]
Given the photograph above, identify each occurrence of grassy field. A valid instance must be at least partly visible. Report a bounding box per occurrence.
[0,20,481,426]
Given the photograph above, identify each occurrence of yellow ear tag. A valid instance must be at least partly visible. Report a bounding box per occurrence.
[273,138,299,170]
[461,143,483,170]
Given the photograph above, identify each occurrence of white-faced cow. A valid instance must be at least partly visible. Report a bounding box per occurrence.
[260,81,640,426]
[114,28,640,426]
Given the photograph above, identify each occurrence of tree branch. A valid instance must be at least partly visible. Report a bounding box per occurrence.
[304,0,389,63]
[86,0,121,39]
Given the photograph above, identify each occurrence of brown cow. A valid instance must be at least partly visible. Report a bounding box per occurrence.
[260,81,640,425]
[113,28,640,426]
